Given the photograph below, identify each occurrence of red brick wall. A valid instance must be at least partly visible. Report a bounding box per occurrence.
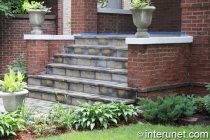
[181,0,210,95]
[71,0,98,34]
[128,43,191,98]
[26,40,74,75]
[128,44,190,88]
[149,0,181,31]
[0,16,56,76]
[97,13,136,33]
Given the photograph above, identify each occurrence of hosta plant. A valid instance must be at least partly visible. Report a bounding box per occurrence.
[73,102,138,130]
[109,102,138,122]
[73,102,117,130]
[0,111,26,137]
[0,69,26,93]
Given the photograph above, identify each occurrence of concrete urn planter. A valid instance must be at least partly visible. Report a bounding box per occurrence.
[0,89,28,112]
[130,6,156,38]
[28,9,48,35]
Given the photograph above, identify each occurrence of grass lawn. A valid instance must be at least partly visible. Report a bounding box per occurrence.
[38,123,210,140]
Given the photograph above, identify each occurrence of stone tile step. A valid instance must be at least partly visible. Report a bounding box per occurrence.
[64,44,127,57]
[75,36,126,46]
[27,86,136,105]
[46,63,127,83]
[54,54,128,69]
[28,74,137,99]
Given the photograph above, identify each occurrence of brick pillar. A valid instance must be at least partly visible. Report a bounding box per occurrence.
[26,40,74,75]
[128,43,191,100]
[57,0,63,35]
[71,0,97,34]
[26,41,49,75]
[181,0,210,95]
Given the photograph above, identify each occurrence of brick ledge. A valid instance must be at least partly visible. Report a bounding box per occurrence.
[137,82,209,93]
[24,35,75,40]
[138,83,190,93]
[126,36,193,44]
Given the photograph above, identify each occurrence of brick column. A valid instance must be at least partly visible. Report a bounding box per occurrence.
[128,43,191,100]
[181,0,210,95]
[26,41,49,75]
[71,0,97,34]
[26,40,74,75]
[57,0,63,35]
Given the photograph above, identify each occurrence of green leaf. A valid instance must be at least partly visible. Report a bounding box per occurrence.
[75,124,80,130]
[103,122,108,128]
[99,117,103,123]
[87,121,90,127]
[82,118,87,123]
[90,123,95,130]
[112,119,117,124]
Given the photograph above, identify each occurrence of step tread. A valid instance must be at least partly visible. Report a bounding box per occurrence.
[54,54,128,61]
[28,74,136,91]
[65,44,127,50]
[47,63,127,74]
[27,85,135,104]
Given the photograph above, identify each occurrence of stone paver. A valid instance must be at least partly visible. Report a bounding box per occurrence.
[0,97,73,114]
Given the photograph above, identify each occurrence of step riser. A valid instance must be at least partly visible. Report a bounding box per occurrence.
[75,38,126,46]
[46,67,127,83]
[54,56,128,69]
[27,91,106,105]
[28,78,135,99]
[65,47,127,57]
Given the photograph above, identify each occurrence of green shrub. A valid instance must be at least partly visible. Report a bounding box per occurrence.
[189,95,208,114]
[0,0,25,17]
[205,84,210,91]
[73,102,138,130]
[0,111,26,137]
[8,53,27,80]
[139,95,196,124]
[204,95,210,114]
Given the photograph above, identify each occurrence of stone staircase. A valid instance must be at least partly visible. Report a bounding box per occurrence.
[27,36,137,105]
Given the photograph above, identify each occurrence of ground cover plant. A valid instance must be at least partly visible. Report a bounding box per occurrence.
[138,94,196,124]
